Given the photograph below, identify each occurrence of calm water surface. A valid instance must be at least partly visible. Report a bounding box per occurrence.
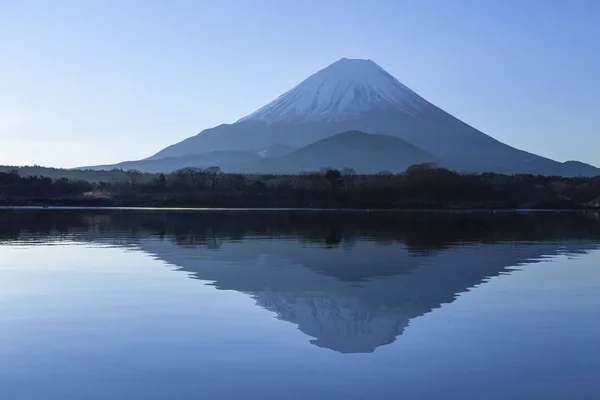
[1,210,600,399]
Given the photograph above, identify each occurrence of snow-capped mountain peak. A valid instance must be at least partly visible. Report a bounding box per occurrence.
[238,58,426,124]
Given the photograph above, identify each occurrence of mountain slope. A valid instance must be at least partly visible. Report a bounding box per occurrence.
[110,58,597,176]
[245,131,441,174]
[86,151,261,173]
[258,143,295,158]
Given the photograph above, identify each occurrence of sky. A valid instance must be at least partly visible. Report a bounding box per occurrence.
[0,0,599,168]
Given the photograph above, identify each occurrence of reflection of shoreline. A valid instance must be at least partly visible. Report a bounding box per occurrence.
[1,210,600,251]
[1,210,599,353]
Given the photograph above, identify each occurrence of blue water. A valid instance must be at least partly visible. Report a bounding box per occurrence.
[1,210,599,399]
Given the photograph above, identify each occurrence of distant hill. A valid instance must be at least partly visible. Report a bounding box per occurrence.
[241,131,441,174]
[560,161,600,177]
[0,165,133,182]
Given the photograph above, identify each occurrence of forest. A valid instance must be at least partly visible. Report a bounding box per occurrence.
[1,164,600,209]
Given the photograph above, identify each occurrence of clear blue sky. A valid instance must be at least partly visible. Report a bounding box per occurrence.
[1,0,598,168]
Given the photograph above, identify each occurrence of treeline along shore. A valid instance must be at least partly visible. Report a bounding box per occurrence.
[1,164,600,209]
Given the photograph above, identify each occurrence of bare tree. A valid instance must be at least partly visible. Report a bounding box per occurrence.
[126,169,143,190]
[206,166,221,191]
[172,168,208,190]
[191,168,208,189]
[341,167,357,190]
[324,168,343,191]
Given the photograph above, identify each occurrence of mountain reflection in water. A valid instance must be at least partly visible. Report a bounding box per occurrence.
[1,210,599,354]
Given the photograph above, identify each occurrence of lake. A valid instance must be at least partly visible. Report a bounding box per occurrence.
[1,210,600,399]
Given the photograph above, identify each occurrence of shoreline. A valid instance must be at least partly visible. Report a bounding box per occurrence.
[0,205,598,213]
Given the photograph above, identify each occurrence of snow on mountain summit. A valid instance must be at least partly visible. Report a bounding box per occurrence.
[238,58,427,124]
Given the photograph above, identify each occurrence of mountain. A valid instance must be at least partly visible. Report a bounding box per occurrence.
[247,130,441,174]
[97,58,598,176]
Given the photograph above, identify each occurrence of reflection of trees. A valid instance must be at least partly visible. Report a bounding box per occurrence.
[1,210,600,251]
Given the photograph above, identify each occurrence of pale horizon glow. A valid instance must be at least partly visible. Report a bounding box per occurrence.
[0,0,598,168]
